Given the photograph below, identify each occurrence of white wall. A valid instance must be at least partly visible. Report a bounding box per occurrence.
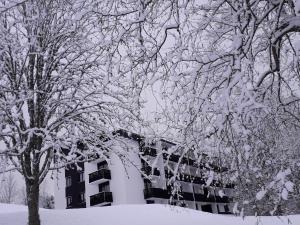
[84,161,99,207]
[54,169,66,209]
[109,139,146,205]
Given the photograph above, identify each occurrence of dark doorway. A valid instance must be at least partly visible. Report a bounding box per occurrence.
[201,204,213,213]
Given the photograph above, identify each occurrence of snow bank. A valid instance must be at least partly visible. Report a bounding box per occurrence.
[0,203,48,215]
[0,204,28,214]
[0,204,299,225]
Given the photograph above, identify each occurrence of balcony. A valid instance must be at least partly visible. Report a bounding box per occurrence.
[142,166,160,177]
[89,169,111,184]
[141,147,157,157]
[164,170,234,189]
[165,170,206,185]
[163,153,196,166]
[90,192,113,206]
[143,187,230,204]
[215,195,231,203]
[162,152,230,173]
[144,188,170,199]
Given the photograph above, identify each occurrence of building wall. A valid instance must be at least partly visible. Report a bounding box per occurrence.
[54,169,66,209]
[84,161,98,207]
[84,138,146,207]
[109,139,146,205]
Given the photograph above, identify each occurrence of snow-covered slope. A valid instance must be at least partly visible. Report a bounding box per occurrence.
[0,204,299,225]
[0,204,28,214]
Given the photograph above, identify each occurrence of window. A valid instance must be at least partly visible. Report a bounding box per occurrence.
[97,161,108,170]
[99,181,110,192]
[79,172,84,182]
[79,193,85,202]
[224,205,230,212]
[66,196,72,206]
[66,176,72,187]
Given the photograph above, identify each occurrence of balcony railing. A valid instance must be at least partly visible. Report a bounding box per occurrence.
[89,169,111,183]
[162,152,229,173]
[144,187,230,203]
[142,166,160,176]
[141,147,157,157]
[164,170,234,189]
[90,191,113,206]
[144,188,169,199]
[165,171,205,185]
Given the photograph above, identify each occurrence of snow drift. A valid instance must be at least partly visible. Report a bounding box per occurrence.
[0,204,299,225]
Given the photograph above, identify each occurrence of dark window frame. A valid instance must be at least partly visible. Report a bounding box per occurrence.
[98,181,110,193]
[79,172,85,183]
[66,196,72,206]
[66,176,72,187]
[97,161,108,170]
[79,192,85,202]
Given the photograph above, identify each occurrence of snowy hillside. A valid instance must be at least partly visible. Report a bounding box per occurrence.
[0,204,299,225]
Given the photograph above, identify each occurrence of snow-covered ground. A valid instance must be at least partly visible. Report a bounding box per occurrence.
[0,203,299,225]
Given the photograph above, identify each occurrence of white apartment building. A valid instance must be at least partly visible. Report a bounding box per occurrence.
[54,130,235,214]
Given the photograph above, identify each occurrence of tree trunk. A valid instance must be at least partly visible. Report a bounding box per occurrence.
[26,181,40,225]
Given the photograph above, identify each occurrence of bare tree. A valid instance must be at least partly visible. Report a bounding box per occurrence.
[0,1,146,224]
[0,0,184,224]
[0,172,18,204]
[218,102,300,215]
[150,0,300,216]
[4,0,298,222]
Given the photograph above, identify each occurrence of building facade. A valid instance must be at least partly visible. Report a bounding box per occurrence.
[54,130,235,214]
